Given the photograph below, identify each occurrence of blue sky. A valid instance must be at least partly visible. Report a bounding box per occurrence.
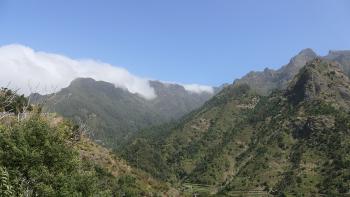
[0,0,349,86]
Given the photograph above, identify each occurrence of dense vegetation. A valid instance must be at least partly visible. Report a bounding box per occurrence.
[0,89,171,196]
[122,59,350,196]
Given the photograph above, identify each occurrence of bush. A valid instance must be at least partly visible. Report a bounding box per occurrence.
[0,167,13,197]
[0,116,112,196]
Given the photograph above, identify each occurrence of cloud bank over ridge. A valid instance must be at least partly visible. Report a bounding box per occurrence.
[182,84,214,94]
[0,44,213,99]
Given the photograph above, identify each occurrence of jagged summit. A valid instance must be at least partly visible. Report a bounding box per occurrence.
[327,50,350,57]
[323,49,350,77]
[235,48,318,95]
[288,48,317,68]
[233,48,350,97]
[297,48,317,57]
[286,58,350,108]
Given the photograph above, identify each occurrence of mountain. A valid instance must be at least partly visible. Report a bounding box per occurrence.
[234,48,318,95]
[234,48,350,96]
[148,80,214,120]
[325,50,350,76]
[4,48,350,196]
[121,58,350,196]
[221,58,350,195]
[32,48,350,150]
[31,79,214,148]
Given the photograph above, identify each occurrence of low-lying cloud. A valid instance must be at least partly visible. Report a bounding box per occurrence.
[183,84,214,94]
[0,44,213,99]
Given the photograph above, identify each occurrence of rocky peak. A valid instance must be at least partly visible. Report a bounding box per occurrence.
[287,48,318,70]
[286,58,350,108]
[297,48,317,57]
[324,50,350,76]
[327,50,350,57]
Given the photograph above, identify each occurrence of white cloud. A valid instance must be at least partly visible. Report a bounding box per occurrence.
[182,84,214,94]
[159,81,214,94]
[0,44,157,99]
[0,44,213,99]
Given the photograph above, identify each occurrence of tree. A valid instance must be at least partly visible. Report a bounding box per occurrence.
[0,88,32,121]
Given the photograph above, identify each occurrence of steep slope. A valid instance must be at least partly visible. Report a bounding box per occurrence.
[32,78,214,148]
[74,136,175,196]
[121,81,263,183]
[122,59,350,196]
[234,48,317,95]
[221,58,350,196]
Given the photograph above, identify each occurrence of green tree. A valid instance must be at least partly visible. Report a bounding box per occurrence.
[0,88,31,114]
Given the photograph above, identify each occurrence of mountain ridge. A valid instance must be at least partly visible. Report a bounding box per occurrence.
[234,48,350,96]
[121,57,350,196]
[31,78,216,148]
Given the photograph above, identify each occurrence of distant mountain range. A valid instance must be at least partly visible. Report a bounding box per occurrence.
[31,79,217,147]
[121,49,350,196]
